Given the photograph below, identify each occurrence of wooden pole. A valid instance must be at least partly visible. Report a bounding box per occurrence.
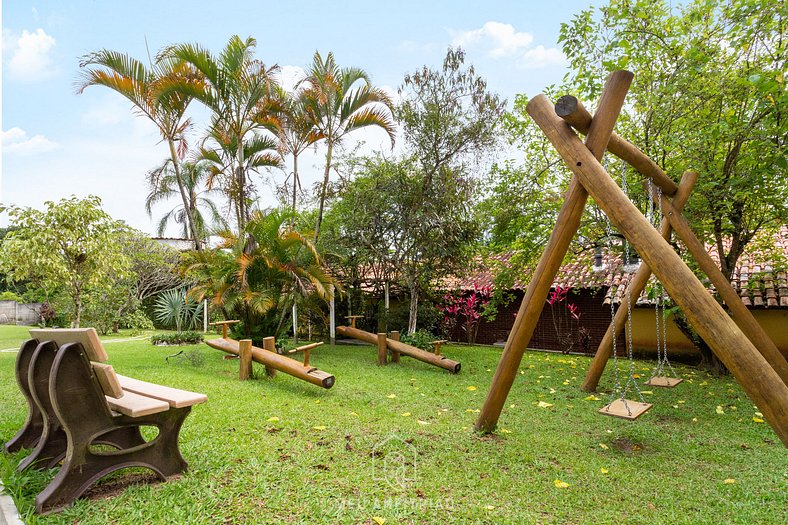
[262,337,278,378]
[654,193,788,386]
[390,330,400,363]
[203,300,208,333]
[239,339,253,381]
[377,333,388,366]
[581,170,697,392]
[329,285,336,346]
[292,303,298,344]
[527,93,788,446]
[555,95,679,196]
[475,70,634,433]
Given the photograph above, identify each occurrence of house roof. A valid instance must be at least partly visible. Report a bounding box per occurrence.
[448,226,788,308]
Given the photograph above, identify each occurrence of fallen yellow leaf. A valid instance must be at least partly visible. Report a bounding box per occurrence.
[467,386,477,391]
[267,416,279,422]
[386,394,396,399]
[401,412,411,417]
[349,411,359,417]
[632,374,641,379]
[315,400,320,404]
[716,406,725,415]
[584,395,600,401]
[640,390,653,395]
[466,408,480,413]
[485,505,495,510]
[600,468,609,474]
[599,443,609,450]
[549,388,557,394]
[754,411,763,417]
[417,420,430,425]
[723,478,736,484]
[372,517,385,525]
[312,425,327,431]
[500,428,512,434]
[537,401,554,408]
[554,479,570,489]
[753,417,764,423]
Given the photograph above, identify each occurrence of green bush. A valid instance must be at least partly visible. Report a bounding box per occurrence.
[0,291,22,302]
[401,329,439,351]
[150,331,204,345]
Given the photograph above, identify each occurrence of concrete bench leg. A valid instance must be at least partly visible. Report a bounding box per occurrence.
[4,340,44,453]
[34,343,190,515]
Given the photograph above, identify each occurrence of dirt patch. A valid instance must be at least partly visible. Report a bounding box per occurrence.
[82,470,166,501]
[612,437,644,454]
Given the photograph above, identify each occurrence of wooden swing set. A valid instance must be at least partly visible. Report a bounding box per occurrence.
[475,70,788,447]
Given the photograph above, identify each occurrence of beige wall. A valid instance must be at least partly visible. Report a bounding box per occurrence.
[629,308,788,360]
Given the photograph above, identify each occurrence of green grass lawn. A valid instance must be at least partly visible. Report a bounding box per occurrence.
[1,326,786,524]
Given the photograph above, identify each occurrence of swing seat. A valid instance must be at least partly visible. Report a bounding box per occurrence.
[599,398,652,420]
[644,376,683,388]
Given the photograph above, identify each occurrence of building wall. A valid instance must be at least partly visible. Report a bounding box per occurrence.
[459,288,788,360]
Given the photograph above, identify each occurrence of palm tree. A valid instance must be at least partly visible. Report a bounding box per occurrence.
[77,49,203,250]
[158,36,282,232]
[185,209,335,340]
[274,85,324,216]
[300,51,397,243]
[145,159,227,241]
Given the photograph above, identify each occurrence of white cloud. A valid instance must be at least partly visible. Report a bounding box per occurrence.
[452,21,533,59]
[450,21,565,69]
[2,127,59,156]
[3,28,57,81]
[278,65,306,92]
[518,45,566,70]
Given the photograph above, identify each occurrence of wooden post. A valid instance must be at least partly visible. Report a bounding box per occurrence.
[292,303,298,344]
[203,299,208,333]
[581,170,697,392]
[527,92,788,446]
[390,330,400,363]
[475,71,634,433]
[377,333,388,365]
[555,95,679,196]
[656,193,788,386]
[329,285,336,346]
[239,339,253,381]
[262,337,278,378]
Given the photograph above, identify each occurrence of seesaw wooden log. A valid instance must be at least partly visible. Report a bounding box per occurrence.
[337,325,461,373]
[206,337,334,389]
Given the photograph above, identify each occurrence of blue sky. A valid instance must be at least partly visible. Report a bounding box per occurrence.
[2,1,594,235]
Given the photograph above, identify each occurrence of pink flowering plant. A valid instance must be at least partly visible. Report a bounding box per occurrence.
[440,283,491,344]
[546,285,589,353]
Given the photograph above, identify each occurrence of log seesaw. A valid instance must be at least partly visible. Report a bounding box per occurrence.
[205,320,335,389]
[336,319,461,374]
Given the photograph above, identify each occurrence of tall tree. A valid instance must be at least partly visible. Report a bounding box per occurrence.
[300,51,396,243]
[77,49,203,250]
[160,35,283,232]
[145,159,227,240]
[559,0,788,280]
[0,196,131,327]
[275,85,324,216]
[397,47,506,190]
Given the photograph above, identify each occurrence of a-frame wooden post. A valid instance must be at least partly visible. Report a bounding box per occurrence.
[558,96,788,390]
[523,92,788,446]
[475,71,634,433]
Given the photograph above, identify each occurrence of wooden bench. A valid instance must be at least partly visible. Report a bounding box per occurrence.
[4,328,206,514]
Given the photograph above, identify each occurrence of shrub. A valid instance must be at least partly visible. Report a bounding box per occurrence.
[0,291,22,302]
[153,289,201,331]
[401,329,438,351]
[150,331,204,345]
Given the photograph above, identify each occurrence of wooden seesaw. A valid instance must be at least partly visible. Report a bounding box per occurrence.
[205,320,335,389]
[336,320,461,374]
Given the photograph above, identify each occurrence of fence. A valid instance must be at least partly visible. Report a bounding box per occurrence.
[0,301,42,325]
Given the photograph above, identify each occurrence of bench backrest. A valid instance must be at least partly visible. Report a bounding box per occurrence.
[29,328,108,362]
[29,328,123,398]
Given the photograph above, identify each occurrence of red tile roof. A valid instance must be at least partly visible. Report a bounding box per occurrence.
[448,226,788,308]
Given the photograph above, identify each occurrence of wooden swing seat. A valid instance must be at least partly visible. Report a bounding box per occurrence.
[599,398,652,420]
[644,376,683,388]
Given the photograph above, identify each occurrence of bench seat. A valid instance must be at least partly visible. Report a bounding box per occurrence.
[116,375,208,409]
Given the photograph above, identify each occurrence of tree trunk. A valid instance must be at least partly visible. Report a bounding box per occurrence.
[314,143,334,244]
[407,280,419,334]
[673,311,729,375]
[74,293,82,328]
[292,153,299,217]
[168,140,202,251]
